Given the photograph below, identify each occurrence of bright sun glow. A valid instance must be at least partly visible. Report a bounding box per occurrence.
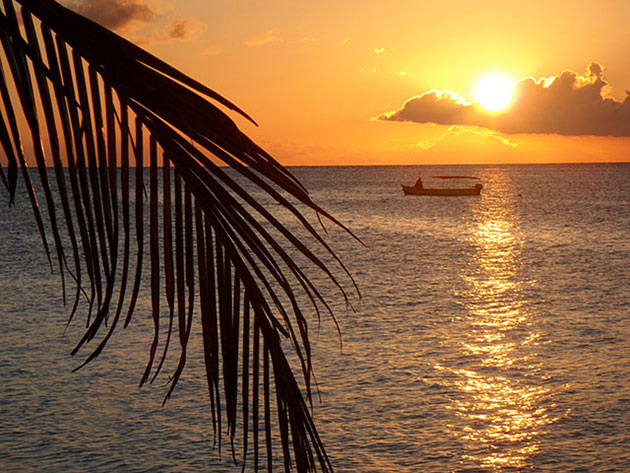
[474,74,515,112]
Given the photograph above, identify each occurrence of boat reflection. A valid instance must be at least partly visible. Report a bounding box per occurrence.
[443,174,555,471]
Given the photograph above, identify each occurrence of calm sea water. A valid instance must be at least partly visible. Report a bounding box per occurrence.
[1,163,630,472]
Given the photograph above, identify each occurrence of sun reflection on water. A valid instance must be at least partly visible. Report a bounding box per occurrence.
[443,173,556,471]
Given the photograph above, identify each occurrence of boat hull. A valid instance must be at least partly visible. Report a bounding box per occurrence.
[401,185,482,196]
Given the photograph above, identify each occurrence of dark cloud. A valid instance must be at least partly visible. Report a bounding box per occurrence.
[72,0,155,31]
[164,19,206,40]
[378,63,630,137]
[168,19,188,39]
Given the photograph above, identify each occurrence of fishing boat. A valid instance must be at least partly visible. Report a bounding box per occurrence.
[401,184,483,196]
[402,175,482,196]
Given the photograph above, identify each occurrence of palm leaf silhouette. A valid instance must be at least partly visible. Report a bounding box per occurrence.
[0,1,358,471]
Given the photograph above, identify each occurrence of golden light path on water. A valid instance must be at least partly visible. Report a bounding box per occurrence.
[442,172,557,471]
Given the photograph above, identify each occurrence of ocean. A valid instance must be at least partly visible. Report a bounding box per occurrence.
[1,163,629,472]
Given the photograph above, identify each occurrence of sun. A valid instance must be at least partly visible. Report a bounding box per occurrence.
[474,73,515,112]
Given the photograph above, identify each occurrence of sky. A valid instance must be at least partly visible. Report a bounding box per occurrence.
[65,0,630,165]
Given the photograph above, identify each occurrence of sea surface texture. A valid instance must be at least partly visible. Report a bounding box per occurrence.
[1,163,629,472]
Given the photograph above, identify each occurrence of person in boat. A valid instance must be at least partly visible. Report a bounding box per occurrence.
[414,176,424,189]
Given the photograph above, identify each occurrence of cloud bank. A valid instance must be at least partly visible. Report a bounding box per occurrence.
[72,0,155,31]
[378,63,630,137]
[68,1,207,44]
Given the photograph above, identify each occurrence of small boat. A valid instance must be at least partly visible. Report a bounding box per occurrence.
[401,183,482,196]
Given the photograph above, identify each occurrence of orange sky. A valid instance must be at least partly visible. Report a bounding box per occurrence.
[69,0,630,165]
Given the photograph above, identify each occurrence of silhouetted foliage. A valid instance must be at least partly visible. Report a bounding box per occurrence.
[0,1,357,471]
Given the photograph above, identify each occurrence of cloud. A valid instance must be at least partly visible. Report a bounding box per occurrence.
[69,1,206,44]
[374,47,385,55]
[165,18,206,40]
[378,63,630,137]
[245,29,282,46]
[71,0,155,31]
[379,90,476,124]
[168,19,188,39]
[132,18,207,46]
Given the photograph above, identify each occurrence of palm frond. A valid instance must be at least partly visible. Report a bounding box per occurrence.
[0,1,359,471]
